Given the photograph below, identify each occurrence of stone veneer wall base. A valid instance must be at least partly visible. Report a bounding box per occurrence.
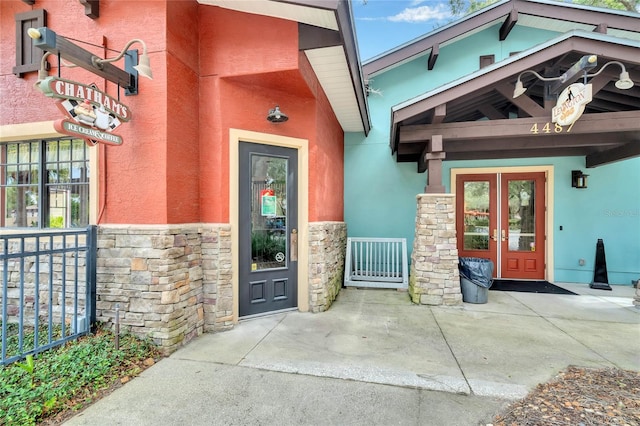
[308,222,347,313]
[97,224,231,354]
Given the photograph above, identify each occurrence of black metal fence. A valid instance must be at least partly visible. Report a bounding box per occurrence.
[1,226,97,365]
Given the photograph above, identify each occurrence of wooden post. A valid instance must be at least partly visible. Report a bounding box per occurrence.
[424,135,446,193]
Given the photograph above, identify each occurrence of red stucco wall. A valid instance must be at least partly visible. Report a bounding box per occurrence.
[166,0,200,223]
[1,0,345,225]
[1,0,172,224]
[197,7,344,223]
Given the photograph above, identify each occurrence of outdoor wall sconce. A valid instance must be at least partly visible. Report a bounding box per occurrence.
[585,60,634,90]
[513,69,566,98]
[34,51,78,88]
[35,51,53,84]
[267,105,288,123]
[27,27,152,96]
[572,170,588,189]
[91,39,153,80]
[513,55,634,98]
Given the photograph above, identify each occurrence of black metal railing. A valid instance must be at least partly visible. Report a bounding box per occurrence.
[1,226,97,365]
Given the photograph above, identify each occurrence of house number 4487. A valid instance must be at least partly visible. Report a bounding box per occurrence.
[529,122,575,134]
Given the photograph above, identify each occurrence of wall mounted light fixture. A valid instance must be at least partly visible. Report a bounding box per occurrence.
[585,60,634,90]
[27,27,152,96]
[91,38,153,79]
[513,55,634,98]
[34,51,79,88]
[267,106,288,123]
[513,70,566,98]
[572,170,588,189]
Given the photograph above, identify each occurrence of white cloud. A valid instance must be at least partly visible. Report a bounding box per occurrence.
[388,4,451,22]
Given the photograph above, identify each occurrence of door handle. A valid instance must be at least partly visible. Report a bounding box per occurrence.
[290,229,298,262]
[491,229,498,241]
[501,229,506,241]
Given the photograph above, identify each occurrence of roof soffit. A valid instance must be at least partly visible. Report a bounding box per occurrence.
[198,0,370,134]
[363,0,640,78]
[198,0,339,30]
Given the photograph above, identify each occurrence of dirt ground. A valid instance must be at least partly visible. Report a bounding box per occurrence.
[491,366,640,426]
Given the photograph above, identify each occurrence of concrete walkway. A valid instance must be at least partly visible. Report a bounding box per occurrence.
[65,283,639,425]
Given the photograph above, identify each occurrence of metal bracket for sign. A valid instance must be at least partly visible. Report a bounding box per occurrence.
[31,27,139,96]
[124,49,138,96]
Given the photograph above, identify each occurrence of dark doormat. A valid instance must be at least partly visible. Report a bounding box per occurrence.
[489,280,578,295]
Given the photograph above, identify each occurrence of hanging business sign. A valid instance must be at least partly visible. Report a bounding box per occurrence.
[261,188,277,216]
[36,76,130,146]
[552,83,592,127]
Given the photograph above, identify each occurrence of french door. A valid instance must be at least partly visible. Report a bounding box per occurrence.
[456,172,546,279]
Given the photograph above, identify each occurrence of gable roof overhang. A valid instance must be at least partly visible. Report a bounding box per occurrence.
[197,0,370,135]
[390,31,640,171]
[363,0,640,78]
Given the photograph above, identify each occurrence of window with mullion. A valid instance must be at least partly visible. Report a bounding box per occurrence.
[1,138,90,229]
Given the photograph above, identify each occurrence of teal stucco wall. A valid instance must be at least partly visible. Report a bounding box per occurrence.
[345,23,640,285]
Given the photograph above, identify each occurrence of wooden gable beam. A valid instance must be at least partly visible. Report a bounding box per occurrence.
[298,23,341,50]
[588,71,617,95]
[447,147,587,161]
[443,133,624,152]
[433,103,446,123]
[586,142,640,168]
[500,9,518,41]
[399,110,640,142]
[495,83,547,117]
[79,0,99,19]
[594,23,607,34]
[478,104,506,120]
[428,44,439,70]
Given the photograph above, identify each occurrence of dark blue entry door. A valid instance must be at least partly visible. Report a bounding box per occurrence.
[239,142,298,317]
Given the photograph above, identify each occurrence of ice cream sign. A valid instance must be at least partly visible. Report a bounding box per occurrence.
[37,76,130,146]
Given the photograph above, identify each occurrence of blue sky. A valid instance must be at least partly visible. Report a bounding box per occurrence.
[352,0,455,61]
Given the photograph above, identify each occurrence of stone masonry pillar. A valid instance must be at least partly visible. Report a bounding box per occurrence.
[409,194,462,306]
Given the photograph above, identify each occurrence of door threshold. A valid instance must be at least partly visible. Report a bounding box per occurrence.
[239,307,298,321]
[495,278,548,281]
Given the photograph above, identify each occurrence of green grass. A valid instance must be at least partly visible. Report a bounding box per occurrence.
[0,326,160,425]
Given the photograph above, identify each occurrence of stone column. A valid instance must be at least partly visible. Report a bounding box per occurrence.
[409,194,462,306]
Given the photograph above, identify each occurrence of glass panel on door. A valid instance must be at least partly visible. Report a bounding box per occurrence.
[463,181,490,251]
[457,174,498,277]
[251,155,287,271]
[506,180,536,252]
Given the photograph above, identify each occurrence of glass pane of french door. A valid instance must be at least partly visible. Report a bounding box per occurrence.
[506,179,536,252]
[463,181,490,251]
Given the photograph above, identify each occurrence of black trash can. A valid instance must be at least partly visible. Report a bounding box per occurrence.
[458,257,494,304]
